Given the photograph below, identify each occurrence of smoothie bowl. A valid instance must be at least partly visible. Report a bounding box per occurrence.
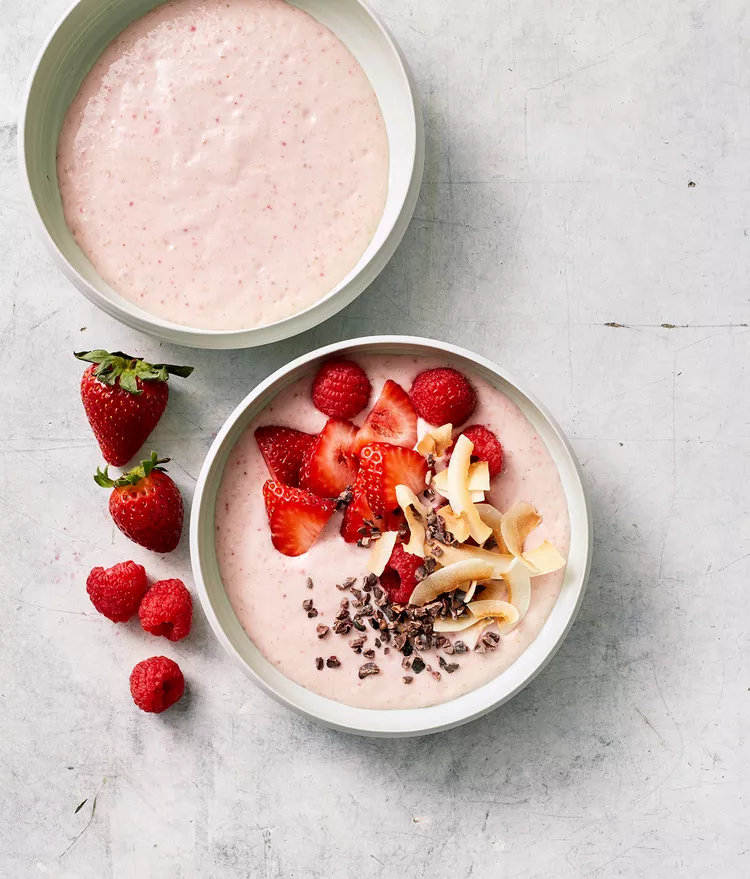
[20,0,423,348]
[191,337,591,736]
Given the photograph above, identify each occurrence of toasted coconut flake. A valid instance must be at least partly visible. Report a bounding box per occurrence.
[436,505,471,543]
[433,612,479,633]
[470,490,486,503]
[500,501,542,558]
[522,540,566,575]
[499,558,532,633]
[408,559,499,606]
[447,435,492,545]
[395,484,428,558]
[460,618,494,650]
[462,580,478,603]
[432,464,488,496]
[475,503,509,552]
[366,531,398,576]
[468,599,520,625]
[427,541,514,576]
[416,423,453,458]
[468,460,490,491]
[476,579,507,602]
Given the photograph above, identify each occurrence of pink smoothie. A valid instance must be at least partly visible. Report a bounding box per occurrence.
[57,0,389,330]
[215,356,571,710]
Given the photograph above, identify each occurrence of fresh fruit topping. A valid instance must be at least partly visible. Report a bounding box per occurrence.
[366,531,399,575]
[129,656,185,713]
[382,543,423,604]
[76,349,193,467]
[358,443,428,528]
[352,380,417,454]
[341,470,375,543]
[458,425,504,477]
[416,423,454,458]
[138,578,193,641]
[262,480,335,556]
[311,359,371,419]
[254,425,315,486]
[409,367,476,427]
[95,451,184,553]
[85,560,148,622]
[299,418,359,497]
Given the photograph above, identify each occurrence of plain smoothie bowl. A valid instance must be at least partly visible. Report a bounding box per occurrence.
[21,0,422,347]
[192,338,591,734]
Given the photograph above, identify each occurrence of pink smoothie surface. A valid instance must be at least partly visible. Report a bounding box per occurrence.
[57,0,389,330]
[214,355,571,710]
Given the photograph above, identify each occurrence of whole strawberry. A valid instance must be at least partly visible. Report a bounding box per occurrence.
[76,349,193,466]
[138,578,193,641]
[95,451,184,553]
[86,560,148,622]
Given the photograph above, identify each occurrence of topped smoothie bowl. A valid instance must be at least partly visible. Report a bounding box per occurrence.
[191,337,591,736]
[20,0,423,348]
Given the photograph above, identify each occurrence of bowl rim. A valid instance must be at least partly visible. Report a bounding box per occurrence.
[190,335,593,737]
[18,0,424,349]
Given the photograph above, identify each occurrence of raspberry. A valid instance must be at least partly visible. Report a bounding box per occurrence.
[312,359,371,419]
[409,368,476,427]
[129,656,185,713]
[381,543,423,604]
[138,578,193,641]
[86,561,148,622]
[460,425,504,478]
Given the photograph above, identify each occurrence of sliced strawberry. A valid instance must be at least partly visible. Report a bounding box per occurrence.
[352,380,417,455]
[255,425,315,486]
[262,480,335,556]
[381,543,422,604]
[358,443,428,529]
[299,418,359,498]
[341,470,376,543]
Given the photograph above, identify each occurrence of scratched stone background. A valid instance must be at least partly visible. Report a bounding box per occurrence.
[1,1,748,876]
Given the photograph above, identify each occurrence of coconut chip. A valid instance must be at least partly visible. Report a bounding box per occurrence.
[416,423,453,458]
[432,462,489,496]
[408,558,499,606]
[395,484,428,557]
[426,541,513,576]
[436,505,471,543]
[475,503,509,552]
[366,531,399,576]
[498,558,532,634]
[446,435,492,545]
[522,540,566,575]
[500,500,542,559]
[467,599,520,626]
[433,612,480,633]
[462,580,478,603]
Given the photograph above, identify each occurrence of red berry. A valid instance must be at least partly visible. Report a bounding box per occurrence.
[340,470,375,543]
[76,350,193,467]
[410,367,476,427]
[96,452,184,554]
[312,359,371,419]
[299,418,359,497]
[358,443,427,529]
[129,656,185,713]
[460,425,504,478]
[138,578,193,641]
[381,544,422,604]
[85,560,148,622]
[255,425,315,486]
[352,380,418,454]
[263,480,336,556]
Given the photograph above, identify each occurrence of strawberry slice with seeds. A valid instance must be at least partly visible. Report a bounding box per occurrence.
[352,380,417,455]
[255,425,315,486]
[262,480,335,556]
[341,470,376,543]
[358,443,427,529]
[299,418,359,498]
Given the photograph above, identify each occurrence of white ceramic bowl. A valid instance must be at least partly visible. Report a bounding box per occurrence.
[19,0,423,349]
[191,336,592,736]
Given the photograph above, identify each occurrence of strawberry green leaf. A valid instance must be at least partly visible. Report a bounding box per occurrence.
[75,350,194,395]
[94,451,170,488]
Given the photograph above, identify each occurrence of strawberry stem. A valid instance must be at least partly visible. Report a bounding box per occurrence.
[94,451,170,488]
[75,350,194,395]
